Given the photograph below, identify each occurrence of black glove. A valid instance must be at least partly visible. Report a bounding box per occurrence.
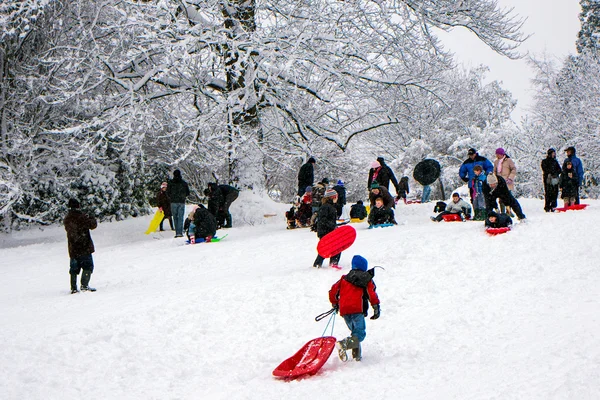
[370,304,380,320]
[332,304,339,313]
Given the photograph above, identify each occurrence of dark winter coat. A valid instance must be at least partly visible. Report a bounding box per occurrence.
[329,269,380,316]
[332,185,346,205]
[562,150,584,187]
[368,158,399,191]
[541,155,561,186]
[64,210,97,259]
[315,201,338,238]
[459,155,494,188]
[483,175,517,212]
[156,190,172,217]
[560,167,579,198]
[167,176,190,203]
[207,182,224,216]
[368,186,395,209]
[298,162,315,192]
[368,205,395,226]
[192,205,217,238]
[350,203,368,220]
[485,213,513,228]
[397,177,409,199]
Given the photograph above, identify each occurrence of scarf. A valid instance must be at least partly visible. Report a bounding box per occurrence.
[496,156,506,174]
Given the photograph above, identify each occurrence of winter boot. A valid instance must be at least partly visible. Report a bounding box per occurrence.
[352,343,362,361]
[70,273,78,293]
[337,336,359,362]
[223,213,232,228]
[80,271,96,291]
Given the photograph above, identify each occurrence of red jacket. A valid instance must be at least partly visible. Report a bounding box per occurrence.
[329,270,379,316]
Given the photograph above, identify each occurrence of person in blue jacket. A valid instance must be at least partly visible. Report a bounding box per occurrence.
[459,148,494,204]
[562,147,584,204]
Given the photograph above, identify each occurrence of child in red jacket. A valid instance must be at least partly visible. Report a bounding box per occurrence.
[329,255,381,361]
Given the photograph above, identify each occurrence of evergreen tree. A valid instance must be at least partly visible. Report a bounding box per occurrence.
[577,0,600,53]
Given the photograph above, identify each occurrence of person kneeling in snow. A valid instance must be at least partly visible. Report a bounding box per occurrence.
[350,200,368,220]
[184,204,217,243]
[368,197,397,226]
[329,255,380,362]
[431,192,472,222]
[485,210,513,228]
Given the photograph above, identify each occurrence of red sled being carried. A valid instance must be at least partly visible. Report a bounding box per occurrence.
[272,336,336,380]
[317,225,357,258]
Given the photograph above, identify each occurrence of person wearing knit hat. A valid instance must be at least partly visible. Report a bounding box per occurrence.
[485,210,513,229]
[368,157,400,194]
[157,181,174,231]
[313,188,341,269]
[483,173,527,221]
[64,198,98,294]
[541,148,561,212]
[562,146,584,204]
[369,182,395,210]
[328,254,381,361]
[459,148,494,205]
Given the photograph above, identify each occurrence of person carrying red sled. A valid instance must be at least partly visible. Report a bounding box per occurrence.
[329,255,381,362]
[313,189,341,268]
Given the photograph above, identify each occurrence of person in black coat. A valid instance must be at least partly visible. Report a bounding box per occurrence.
[396,176,410,202]
[485,210,513,228]
[206,182,224,225]
[368,157,399,193]
[298,157,316,196]
[167,170,190,237]
[483,174,526,220]
[184,204,217,242]
[313,189,341,269]
[560,161,579,207]
[218,184,239,228]
[541,148,562,212]
[350,200,368,220]
[64,199,98,294]
[332,179,347,218]
[368,197,397,226]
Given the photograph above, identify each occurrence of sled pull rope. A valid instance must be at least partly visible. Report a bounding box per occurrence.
[320,311,336,337]
[315,307,336,322]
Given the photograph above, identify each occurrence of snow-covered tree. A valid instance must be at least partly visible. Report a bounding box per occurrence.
[577,0,600,53]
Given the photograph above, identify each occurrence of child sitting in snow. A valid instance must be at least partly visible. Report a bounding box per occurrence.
[184,204,217,243]
[329,255,380,362]
[350,200,368,220]
[368,197,397,226]
[430,192,472,222]
[485,210,513,228]
[285,205,298,229]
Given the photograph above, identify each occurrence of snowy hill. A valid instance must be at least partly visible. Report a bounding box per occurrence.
[1,196,599,400]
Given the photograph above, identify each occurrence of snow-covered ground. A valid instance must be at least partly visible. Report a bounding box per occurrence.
[1,194,599,400]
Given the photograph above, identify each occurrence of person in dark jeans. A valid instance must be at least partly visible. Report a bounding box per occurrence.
[218,184,240,228]
[541,148,562,212]
[167,169,190,237]
[64,199,98,294]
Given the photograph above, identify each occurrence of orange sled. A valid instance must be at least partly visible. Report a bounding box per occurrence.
[272,336,336,380]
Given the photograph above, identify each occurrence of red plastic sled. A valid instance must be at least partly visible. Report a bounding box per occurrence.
[486,227,511,235]
[555,204,588,212]
[317,225,356,258]
[441,213,468,222]
[273,336,336,380]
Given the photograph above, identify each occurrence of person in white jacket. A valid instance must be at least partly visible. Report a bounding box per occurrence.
[431,193,472,222]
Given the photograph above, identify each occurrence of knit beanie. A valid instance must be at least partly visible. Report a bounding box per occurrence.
[305,186,312,193]
[371,182,380,189]
[337,179,344,186]
[324,189,338,198]
[487,174,498,185]
[351,255,368,271]
[495,148,506,156]
[161,182,168,189]
[68,198,80,209]
[370,161,380,169]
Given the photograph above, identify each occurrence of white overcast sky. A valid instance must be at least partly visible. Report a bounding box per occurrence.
[437,0,582,121]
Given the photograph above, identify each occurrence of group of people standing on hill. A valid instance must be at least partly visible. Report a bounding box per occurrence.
[155,170,239,241]
[542,147,584,212]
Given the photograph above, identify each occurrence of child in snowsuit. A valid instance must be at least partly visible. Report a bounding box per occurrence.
[329,255,380,361]
[471,165,487,220]
[396,176,410,203]
[296,187,313,227]
[350,200,368,220]
[485,210,513,228]
[431,193,472,222]
[560,161,579,207]
[313,189,341,268]
[368,197,397,226]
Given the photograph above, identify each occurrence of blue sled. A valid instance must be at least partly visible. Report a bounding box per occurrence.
[368,223,395,229]
[185,234,227,244]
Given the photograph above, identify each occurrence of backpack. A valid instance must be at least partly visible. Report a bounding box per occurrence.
[434,201,446,213]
